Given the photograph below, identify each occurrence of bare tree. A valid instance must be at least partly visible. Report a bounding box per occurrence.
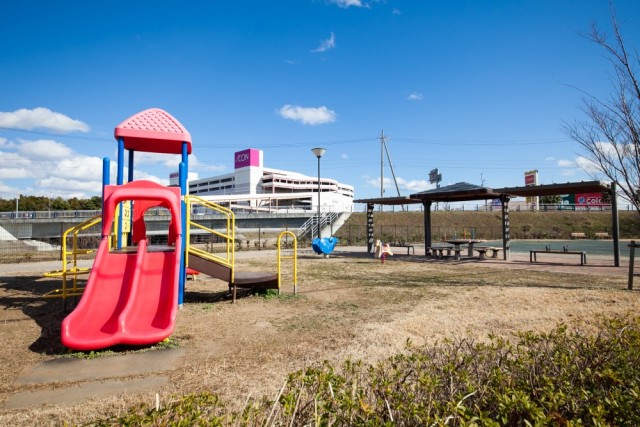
[563,4,640,214]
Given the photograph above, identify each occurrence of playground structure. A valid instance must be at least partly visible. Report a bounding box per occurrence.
[50,108,297,350]
[373,239,394,263]
[311,236,338,256]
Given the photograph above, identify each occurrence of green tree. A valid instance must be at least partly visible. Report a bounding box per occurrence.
[540,195,561,205]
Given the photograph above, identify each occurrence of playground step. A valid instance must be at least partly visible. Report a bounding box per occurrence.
[188,253,277,288]
[234,271,278,289]
[188,253,232,282]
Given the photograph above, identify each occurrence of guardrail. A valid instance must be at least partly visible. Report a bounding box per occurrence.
[0,203,631,219]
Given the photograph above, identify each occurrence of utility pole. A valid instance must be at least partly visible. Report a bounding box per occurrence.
[380,130,385,212]
[380,130,405,211]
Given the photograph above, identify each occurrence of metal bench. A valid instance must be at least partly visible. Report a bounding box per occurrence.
[530,249,587,265]
[390,243,415,255]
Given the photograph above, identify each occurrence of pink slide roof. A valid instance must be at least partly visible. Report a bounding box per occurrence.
[114,108,192,155]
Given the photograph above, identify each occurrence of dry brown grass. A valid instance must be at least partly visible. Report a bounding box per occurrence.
[0,249,638,425]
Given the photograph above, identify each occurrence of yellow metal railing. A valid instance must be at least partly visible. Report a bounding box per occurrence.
[44,215,102,299]
[186,195,235,282]
[277,231,298,295]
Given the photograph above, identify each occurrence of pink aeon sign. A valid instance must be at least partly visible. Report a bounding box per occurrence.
[235,149,260,169]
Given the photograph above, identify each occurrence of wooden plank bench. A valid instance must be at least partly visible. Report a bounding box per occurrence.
[390,243,415,255]
[474,246,502,260]
[595,232,610,239]
[570,232,587,239]
[530,250,587,265]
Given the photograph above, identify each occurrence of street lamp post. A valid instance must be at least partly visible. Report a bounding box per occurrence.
[311,148,326,240]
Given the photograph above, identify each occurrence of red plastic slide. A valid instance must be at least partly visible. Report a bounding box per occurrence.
[61,181,181,351]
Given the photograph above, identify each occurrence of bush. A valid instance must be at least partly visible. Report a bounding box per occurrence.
[90,315,640,426]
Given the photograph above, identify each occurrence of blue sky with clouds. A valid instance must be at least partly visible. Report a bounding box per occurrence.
[1,0,639,200]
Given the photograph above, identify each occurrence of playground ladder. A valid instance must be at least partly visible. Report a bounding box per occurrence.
[44,215,102,300]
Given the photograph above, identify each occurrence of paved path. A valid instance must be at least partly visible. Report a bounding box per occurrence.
[3,349,185,410]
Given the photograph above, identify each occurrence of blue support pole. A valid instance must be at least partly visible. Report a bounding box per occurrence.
[128,150,134,183]
[117,138,125,249]
[178,157,187,307]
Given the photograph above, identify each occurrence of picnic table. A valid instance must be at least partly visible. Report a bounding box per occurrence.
[445,239,486,260]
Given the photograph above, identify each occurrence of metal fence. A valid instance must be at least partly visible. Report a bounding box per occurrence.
[0,202,633,220]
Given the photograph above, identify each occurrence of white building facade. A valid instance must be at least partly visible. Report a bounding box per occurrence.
[173,148,354,212]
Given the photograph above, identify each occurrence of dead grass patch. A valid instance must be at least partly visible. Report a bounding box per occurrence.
[0,250,638,425]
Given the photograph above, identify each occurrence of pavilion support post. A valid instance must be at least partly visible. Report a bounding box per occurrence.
[611,182,620,267]
[366,203,374,254]
[500,195,510,261]
[423,200,432,255]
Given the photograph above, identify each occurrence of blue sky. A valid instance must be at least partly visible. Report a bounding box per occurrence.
[1,0,639,200]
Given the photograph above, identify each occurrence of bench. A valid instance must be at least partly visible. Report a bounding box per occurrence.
[474,246,502,260]
[530,250,587,266]
[595,232,610,239]
[390,243,415,255]
[570,232,586,239]
[427,246,454,259]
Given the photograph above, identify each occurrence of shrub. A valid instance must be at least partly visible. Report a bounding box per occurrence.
[90,315,640,426]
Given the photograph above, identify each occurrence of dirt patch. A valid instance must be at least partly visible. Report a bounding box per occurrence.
[0,249,638,425]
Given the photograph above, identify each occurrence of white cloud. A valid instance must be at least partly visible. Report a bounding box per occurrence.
[0,107,90,133]
[133,151,225,173]
[17,139,74,160]
[557,159,574,167]
[407,92,423,101]
[392,8,401,15]
[0,181,21,195]
[312,32,336,53]
[363,176,431,193]
[395,177,430,192]
[545,156,555,161]
[329,0,365,8]
[0,138,170,198]
[132,170,169,186]
[54,156,105,180]
[278,105,337,125]
[341,153,349,159]
[36,176,102,193]
[135,151,183,168]
[0,166,31,180]
[575,155,602,174]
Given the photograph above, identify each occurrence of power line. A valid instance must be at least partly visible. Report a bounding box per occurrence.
[1,127,570,148]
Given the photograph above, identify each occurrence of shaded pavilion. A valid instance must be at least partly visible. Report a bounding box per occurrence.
[355,180,621,267]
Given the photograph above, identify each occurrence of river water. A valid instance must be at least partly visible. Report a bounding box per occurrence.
[482,239,635,257]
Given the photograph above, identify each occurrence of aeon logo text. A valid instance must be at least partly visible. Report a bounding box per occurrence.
[235,149,255,168]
